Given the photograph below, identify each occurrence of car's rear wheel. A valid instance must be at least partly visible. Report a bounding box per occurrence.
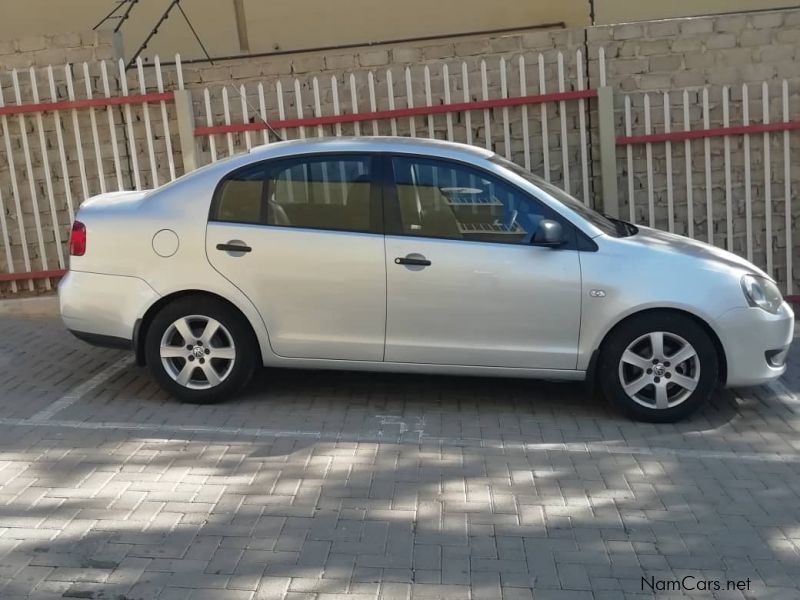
[145,296,258,404]
[599,312,719,422]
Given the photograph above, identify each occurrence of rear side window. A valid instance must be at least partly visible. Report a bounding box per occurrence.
[211,155,377,233]
[214,163,266,224]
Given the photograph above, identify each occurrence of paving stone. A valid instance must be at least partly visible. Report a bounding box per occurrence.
[0,317,797,599]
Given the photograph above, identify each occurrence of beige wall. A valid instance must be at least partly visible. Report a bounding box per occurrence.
[240,0,587,53]
[0,0,240,60]
[0,0,583,62]
[0,0,795,62]
[594,0,800,25]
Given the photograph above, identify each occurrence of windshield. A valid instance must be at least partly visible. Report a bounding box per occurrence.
[490,155,624,237]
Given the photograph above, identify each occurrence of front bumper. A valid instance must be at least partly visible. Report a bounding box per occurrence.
[59,270,160,346]
[716,301,795,387]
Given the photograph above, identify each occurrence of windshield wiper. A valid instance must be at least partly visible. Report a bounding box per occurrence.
[604,215,637,237]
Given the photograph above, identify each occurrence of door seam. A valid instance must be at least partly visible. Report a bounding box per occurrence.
[576,250,584,370]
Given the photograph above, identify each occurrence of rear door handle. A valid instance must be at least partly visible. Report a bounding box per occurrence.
[216,243,252,253]
[395,255,431,266]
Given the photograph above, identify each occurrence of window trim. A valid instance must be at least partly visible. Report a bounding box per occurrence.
[383,153,583,250]
[208,152,385,236]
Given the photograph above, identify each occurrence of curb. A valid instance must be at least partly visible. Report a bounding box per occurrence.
[0,295,59,318]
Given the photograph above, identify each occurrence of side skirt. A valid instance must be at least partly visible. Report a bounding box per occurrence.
[260,356,586,381]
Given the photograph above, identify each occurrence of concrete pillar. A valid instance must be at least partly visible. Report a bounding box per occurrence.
[596,85,619,218]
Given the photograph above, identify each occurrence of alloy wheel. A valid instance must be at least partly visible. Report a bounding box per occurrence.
[617,331,700,409]
[159,315,236,390]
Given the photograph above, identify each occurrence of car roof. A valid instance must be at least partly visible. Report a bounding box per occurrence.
[244,136,495,162]
[150,136,497,198]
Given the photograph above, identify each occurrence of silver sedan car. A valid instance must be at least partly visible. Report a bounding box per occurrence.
[59,137,794,422]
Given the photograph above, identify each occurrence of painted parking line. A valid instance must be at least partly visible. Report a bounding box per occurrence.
[28,358,135,422]
[0,415,798,464]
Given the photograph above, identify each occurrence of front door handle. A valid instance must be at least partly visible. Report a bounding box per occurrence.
[395,255,431,267]
[217,242,252,253]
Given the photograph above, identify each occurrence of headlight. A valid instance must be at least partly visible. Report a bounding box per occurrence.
[741,274,783,314]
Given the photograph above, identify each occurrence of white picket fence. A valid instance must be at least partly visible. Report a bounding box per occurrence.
[0,47,798,300]
[193,50,596,204]
[618,81,798,295]
[0,56,180,292]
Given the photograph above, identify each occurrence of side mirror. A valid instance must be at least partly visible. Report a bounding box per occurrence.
[531,219,565,248]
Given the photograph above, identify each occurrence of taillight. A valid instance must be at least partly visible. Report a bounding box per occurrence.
[69,221,86,256]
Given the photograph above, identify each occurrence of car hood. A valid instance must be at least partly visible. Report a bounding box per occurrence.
[626,225,771,279]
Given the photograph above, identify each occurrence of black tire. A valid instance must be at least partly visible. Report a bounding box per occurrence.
[598,312,719,423]
[144,296,258,404]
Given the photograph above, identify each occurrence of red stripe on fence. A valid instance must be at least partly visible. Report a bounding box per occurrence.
[617,120,800,145]
[195,89,598,137]
[0,92,176,117]
[0,269,66,282]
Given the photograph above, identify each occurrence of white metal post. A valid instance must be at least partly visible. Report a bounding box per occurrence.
[173,89,198,173]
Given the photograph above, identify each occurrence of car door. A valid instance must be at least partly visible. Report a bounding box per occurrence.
[206,153,386,361]
[383,155,582,370]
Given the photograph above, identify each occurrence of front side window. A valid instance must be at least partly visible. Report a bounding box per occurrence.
[212,155,376,233]
[490,155,620,237]
[388,156,560,244]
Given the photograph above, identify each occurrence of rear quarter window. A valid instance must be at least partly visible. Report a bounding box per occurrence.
[211,163,266,224]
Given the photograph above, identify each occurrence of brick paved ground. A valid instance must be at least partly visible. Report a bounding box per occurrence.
[0,315,798,600]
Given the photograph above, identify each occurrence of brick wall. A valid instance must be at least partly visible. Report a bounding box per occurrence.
[1,7,800,293]
[0,31,117,71]
[586,9,800,90]
[0,31,154,288]
[159,27,589,196]
[151,7,800,293]
[583,8,800,288]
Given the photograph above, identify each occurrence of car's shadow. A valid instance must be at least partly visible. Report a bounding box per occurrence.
[240,365,742,434]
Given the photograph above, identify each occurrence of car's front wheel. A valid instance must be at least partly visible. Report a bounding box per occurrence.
[599,312,719,422]
[144,296,258,404]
